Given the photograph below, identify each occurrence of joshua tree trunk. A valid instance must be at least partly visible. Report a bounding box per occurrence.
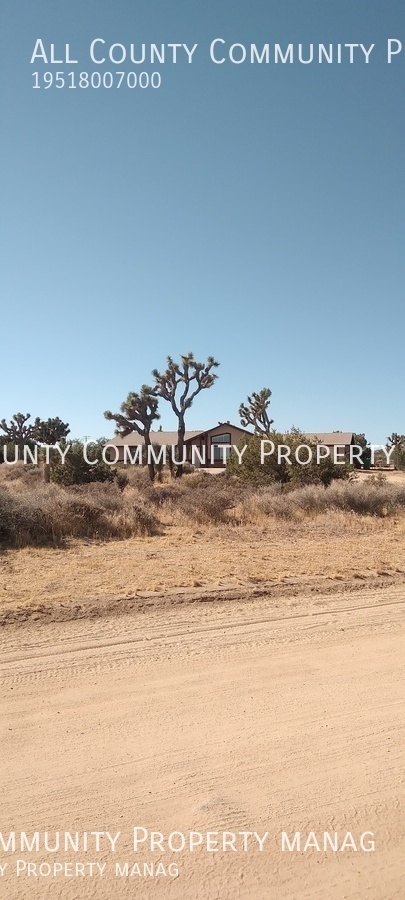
[144,432,155,482]
[175,416,186,478]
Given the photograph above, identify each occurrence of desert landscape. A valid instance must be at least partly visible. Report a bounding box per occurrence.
[2,0,403,891]
[1,468,405,899]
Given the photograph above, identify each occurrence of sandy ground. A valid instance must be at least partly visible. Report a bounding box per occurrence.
[358,470,405,485]
[1,581,404,899]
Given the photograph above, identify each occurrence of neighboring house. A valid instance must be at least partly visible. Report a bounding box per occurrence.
[107,427,356,468]
[107,422,252,468]
[185,423,252,467]
[303,432,355,460]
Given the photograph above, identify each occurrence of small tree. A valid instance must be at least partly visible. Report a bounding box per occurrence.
[152,352,219,477]
[51,439,115,485]
[227,431,351,487]
[239,388,274,439]
[104,385,160,482]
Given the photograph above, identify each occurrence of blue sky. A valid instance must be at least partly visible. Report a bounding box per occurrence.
[1,1,404,443]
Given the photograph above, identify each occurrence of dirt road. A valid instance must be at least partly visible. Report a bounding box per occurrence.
[1,584,404,899]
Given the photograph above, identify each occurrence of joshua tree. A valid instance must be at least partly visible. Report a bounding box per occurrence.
[32,417,70,444]
[33,417,70,481]
[387,433,405,470]
[239,388,274,439]
[0,413,34,451]
[0,414,69,476]
[104,385,160,482]
[152,352,219,477]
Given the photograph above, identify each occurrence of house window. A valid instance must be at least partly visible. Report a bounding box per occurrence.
[211,434,232,463]
[211,433,231,444]
[212,445,231,462]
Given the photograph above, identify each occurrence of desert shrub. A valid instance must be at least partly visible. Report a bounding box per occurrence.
[116,471,130,491]
[0,482,159,547]
[145,485,183,507]
[0,438,37,465]
[51,497,107,538]
[184,472,225,489]
[51,439,115,486]
[369,472,387,486]
[241,485,297,521]
[242,481,405,521]
[0,485,59,546]
[2,468,405,550]
[227,433,352,487]
[69,482,124,510]
[170,475,245,524]
[119,466,158,494]
[127,502,160,535]
[176,489,233,524]
[181,462,195,475]
[0,461,44,485]
[324,481,405,517]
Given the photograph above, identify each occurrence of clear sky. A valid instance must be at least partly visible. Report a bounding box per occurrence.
[1,1,404,444]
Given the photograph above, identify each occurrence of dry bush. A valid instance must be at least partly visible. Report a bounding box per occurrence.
[175,489,232,525]
[242,485,296,521]
[324,481,405,516]
[242,481,405,522]
[166,475,248,525]
[0,462,43,486]
[0,486,50,546]
[69,482,125,512]
[0,482,159,548]
[2,468,405,550]
[119,467,160,494]
[120,471,239,525]
[183,471,229,490]
[145,485,184,508]
[106,500,160,539]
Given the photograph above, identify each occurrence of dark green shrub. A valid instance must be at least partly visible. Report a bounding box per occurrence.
[227,433,351,487]
[51,439,115,486]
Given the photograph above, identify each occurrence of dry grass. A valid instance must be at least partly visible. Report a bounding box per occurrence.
[240,479,405,521]
[2,467,405,550]
[0,480,159,546]
[107,468,405,523]
[1,508,405,613]
[1,461,405,618]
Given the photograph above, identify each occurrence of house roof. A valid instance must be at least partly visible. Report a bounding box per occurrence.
[187,422,252,440]
[304,432,354,445]
[107,422,252,447]
[107,428,354,447]
[107,430,203,447]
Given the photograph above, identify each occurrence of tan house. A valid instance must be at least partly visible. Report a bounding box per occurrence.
[107,427,356,469]
[303,432,356,459]
[184,423,253,467]
[107,422,252,468]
